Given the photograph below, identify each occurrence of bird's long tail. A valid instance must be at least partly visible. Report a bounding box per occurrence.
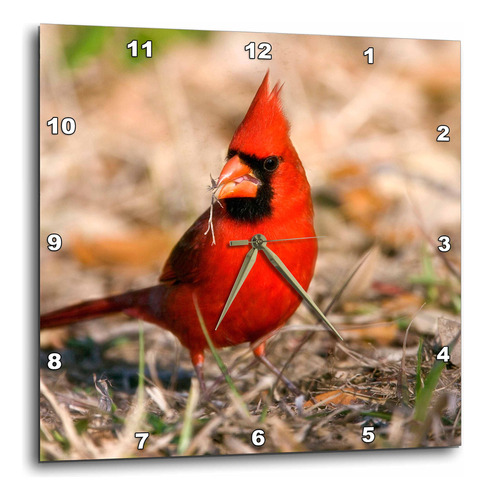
[40,286,165,330]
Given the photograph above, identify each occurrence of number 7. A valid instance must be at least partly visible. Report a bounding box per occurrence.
[134,432,149,450]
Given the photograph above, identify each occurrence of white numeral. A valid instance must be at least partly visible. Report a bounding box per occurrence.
[363,47,374,64]
[437,346,450,363]
[47,352,62,370]
[251,429,266,446]
[47,117,76,135]
[244,42,272,60]
[47,233,62,252]
[127,40,152,58]
[437,125,450,142]
[135,432,150,450]
[141,40,152,58]
[438,235,451,252]
[361,426,375,443]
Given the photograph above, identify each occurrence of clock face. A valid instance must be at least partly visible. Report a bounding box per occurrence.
[40,24,461,461]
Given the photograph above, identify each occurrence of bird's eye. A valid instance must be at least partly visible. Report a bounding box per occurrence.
[263,156,279,171]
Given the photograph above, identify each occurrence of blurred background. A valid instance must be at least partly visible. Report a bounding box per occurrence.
[39,25,460,457]
[40,25,460,308]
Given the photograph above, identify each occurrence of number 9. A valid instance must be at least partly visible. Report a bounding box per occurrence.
[47,233,62,251]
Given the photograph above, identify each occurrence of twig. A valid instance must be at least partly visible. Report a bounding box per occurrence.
[204,174,222,245]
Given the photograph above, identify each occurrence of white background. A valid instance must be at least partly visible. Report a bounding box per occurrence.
[4,1,482,497]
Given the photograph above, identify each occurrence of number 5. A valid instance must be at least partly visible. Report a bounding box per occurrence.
[361,426,375,443]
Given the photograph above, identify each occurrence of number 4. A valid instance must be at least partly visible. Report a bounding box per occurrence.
[437,346,450,363]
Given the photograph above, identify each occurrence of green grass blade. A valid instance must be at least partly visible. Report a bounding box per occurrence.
[413,360,446,422]
[415,337,424,397]
[137,320,145,407]
[193,295,250,417]
[177,380,199,455]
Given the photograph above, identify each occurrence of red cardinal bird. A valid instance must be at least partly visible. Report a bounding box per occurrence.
[41,72,323,394]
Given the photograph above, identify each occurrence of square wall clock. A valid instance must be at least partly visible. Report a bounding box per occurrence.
[39,24,461,461]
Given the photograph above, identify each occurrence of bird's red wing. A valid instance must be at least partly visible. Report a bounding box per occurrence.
[158,208,211,285]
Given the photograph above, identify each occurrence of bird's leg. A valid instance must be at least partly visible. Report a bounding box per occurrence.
[252,343,303,397]
[193,363,207,394]
[191,351,207,394]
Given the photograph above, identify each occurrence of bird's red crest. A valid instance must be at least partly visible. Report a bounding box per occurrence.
[229,72,291,156]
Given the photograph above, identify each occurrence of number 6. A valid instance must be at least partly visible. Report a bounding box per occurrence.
[251,429,265,446]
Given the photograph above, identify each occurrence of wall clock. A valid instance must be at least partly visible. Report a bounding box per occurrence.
[40,24,460,461]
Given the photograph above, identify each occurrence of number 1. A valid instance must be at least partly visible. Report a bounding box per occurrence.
[363,47,374,64]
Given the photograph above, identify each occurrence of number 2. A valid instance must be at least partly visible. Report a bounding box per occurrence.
[436,125,450,142]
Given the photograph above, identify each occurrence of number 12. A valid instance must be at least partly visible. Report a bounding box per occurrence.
[244,42,272,60]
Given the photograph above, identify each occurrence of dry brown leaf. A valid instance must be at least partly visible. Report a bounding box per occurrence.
[343,323,398,345]
[304,388,379,409]
[341,186,392,234]
[40,328,70,349]
[70,228,174,270]
[327,162,366,181]
[379,225,418,249]
[381,292,425,315]
[437,317,461,366]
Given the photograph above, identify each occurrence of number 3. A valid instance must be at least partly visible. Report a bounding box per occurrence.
[438,235,451,252]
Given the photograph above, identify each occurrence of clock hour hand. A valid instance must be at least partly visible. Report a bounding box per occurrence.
[215,246,258,330]
[260,245,343,341]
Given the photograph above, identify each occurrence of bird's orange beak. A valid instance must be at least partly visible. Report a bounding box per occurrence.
[216,155,261,199]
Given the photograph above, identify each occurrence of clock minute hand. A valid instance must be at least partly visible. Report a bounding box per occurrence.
[260,245,343,341]
[215,246,259,331]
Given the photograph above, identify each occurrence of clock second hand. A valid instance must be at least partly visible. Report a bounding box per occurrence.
[229,235,326,247]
